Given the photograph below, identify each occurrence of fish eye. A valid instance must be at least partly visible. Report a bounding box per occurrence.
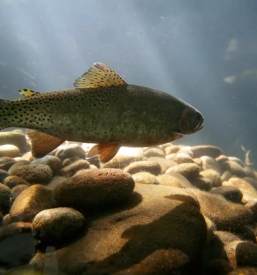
[196,113,202,121]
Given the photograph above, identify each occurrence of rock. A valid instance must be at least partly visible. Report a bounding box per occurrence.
[193,158,202,167]
[190,176,211,191]
[202,259,233,275]
[228,157,244,167]
[54,169,135,209]
[233,225,256,243]
[124,161,161,176]
[32,207,85,245]
[0,145,20,158]
[221,171,232,182]
[10,185,56,222]
[0,169,8,182]
[55,144,86,161]
[243,177,257,189]
[166,163,200,180]
[221,161,246,178]
[47,176,67,190]
[165,172,195,188]
[8,160,30,174]
[164,145,180,155]
[191,145,222,158]
[173,153,194,164]
[189,189,252,230]
[0,222,36,269]
[201,156,221,173]
[57,159,90,178]
[0,212,3,226]
[215,231,242,245]
[228,177,257,201]
[200,169,221,187]
[102,155,143,169]
[3,214,11,225]
[0,157,16,171]
[243,166,256,178]
[225,241,257,268]
[62,156,81,167]
[1,266,48,274]
[31,184,206,275]
[143,148,165,158]
[147,157,177,174]
[177,148,194,158]
[156,174,183,187]
[132,172,159,185]
[0,184,12,215]
[245,200,257,222]
[10,164,53,184]
[210,186,243,203]
[11,184,29,200]
[4,176,30,188]
[21,151,33,161]
[0,132,27,152]
[216,155,229,164]
[31,155,62,174]
[89,164,98,170]
[229,267,257,274]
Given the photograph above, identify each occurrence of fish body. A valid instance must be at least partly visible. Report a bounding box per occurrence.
[0,63,204,162]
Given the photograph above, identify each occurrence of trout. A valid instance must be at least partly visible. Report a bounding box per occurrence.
[0,62,204,162]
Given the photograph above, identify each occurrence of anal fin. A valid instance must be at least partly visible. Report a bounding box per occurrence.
[87,143,120,163]
[27,129,65,158]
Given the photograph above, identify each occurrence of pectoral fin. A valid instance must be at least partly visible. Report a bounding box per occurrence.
[87,143,120,163]
[27,129,65,158]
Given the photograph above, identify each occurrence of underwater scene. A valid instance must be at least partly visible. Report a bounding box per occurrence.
[0,0,257,274]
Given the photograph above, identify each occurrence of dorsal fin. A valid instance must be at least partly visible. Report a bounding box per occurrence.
[86,143,120,163]
[73,62,127,89]
[27,129,65,158]
[19,89,40,97]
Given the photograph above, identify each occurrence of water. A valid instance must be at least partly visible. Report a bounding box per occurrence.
[0,1,257,274]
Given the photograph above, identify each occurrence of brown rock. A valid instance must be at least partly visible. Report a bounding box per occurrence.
[8,160,30,174]
[147,157,177,174]
[10,185,56,222]
[32,207,85,244]
[31,155,62,173]
[191,176,212,191]
[55,144,86,161]
[10,163,53,184]
[0,222,35,269]
[0,145,20,158]
[166,163,200,180]
[54,169,135,209]
[177,147,194,158]
[201,156,221,173]
[228,267,257,274]
[4,175,30,188]
[202,259,233,275]
[0,157,16,171]
[243,166,256,178]
[11,184,29,200]
[144,148,165,158]
[243,177,257,189]
[221,161,246,178]
[164,145,180,155]
[0,184,12,215]
[173,153,194,164]
[47,176,67,190]
[193,158,202,167]
[57,159,90,178]
[221,171,232,182]
[225,241,257,268]
[216,155,229,164]
[190,189,252,230]
[102,155,143,169]
[228,177,257,201]
[228,157,244,167]
[156,174,183,187]
[132,172,159,185]
[31,184,206,275]
[210,186,243,203]
[200,169,221,187]
[0,131,27,151]
[0,169,8,183]
[245,200,257,222]
[165,172,196,188]
[191,145,222,158]
[124,161,161,176]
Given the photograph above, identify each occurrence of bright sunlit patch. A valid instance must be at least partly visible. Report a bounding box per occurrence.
[223,75,236,84]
